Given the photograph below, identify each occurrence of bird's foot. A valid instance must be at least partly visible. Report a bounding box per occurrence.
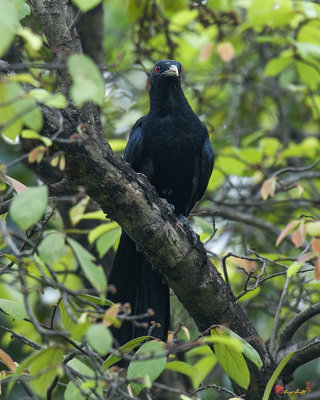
[178,214,198,246]
[160,198,175,214]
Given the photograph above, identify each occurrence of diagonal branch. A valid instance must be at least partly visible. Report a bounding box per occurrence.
[277,336,320,382]
[278,302,320,351]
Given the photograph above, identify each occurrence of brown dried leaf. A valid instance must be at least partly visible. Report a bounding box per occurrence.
[199,43,214,62]
[296,252,314,266]
[103,303,120,327]
[260,177,276,200]
[291,225,305,248]
[217,42,235,62]
[315,257,320,281]
[127,384,134,398]
[232,257,257,272]
[312,238,320,254]
[5,176,27,194]
[28,146,45,163]
[276,220,300,247]
[0,348,16,372]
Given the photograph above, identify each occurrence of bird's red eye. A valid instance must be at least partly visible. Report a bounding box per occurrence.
[155,66,160,73]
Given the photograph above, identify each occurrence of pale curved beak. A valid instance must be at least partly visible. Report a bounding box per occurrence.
[162,64,179,77]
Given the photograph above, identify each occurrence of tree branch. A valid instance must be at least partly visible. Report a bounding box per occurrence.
[278,303,320,351]
[277,336,320,382]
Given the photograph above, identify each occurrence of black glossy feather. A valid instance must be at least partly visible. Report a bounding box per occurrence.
[109,60,214,345]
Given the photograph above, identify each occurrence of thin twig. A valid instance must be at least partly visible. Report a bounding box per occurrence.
[269,274,290,356]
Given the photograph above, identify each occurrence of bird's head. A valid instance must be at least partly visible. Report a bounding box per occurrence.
[148,60,182,90]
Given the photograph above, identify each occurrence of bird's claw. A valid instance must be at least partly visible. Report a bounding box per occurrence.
[160,198,175,214]
[178,214,198,246]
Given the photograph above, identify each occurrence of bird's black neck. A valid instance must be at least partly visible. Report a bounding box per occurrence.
[148,81,192,118]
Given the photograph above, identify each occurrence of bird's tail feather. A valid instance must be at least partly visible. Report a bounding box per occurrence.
[108,232,170,346]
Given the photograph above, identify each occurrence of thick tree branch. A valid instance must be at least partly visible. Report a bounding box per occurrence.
[277,336,320,382]
[278,303,320,351]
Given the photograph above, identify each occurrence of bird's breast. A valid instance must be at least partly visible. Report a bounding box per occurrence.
[142,116,205,213]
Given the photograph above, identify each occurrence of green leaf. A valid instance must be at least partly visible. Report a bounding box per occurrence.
[262,352,295,400]
[29,89,67,109]
[29,347,64,394]
[296,61,320,91]
[0,82,22,140]
[128,340,166,395]
[0,0,18,57]
[72,0,101,13]
[295,41,320,59]
[38,232,65,266]
[223,327,263,369]
[108,139,127,152]
[76,210,107,221]
[68,54,105,107]
[297,20,320,46]
[307,221,320,236]
[77,294,114,307]
[64,381,86,400]
[165,361,198,378]
[128,0,148,21]
[96,228,122,258]
[8,82,43,132]
[9,347,64,395]
[67,358,95,377]
[247,0,295,30]
[59,299,77,331]
[18,27,42,51]
[21,129,52,146]
[86,324,113,355]
[9,186,48,230]
[103,336,151,369]
[238,286,261,302]
[7,73,40,87]
[287,252,314,278]
[191,353,216,388]
[169,9,198,31]
[264,56,292,77]
[69,197,90,226]
[202,333,243,352]
[88,222,120,243]
[214,342,250,389]
[67,238,107,294]
[0,299,27,322]
[209,327,250,389]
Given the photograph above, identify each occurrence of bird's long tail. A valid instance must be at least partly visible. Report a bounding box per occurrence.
[108,232,170,346]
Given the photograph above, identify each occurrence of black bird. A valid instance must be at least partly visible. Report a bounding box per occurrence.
[109,60,214,345]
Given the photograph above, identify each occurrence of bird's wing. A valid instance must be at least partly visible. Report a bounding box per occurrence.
[197,134,214,201]
[123,117,145,169]
[124,116,156,180]
[187,124,214,213]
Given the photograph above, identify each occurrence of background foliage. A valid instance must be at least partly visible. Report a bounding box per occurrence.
[0,0,320,399]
